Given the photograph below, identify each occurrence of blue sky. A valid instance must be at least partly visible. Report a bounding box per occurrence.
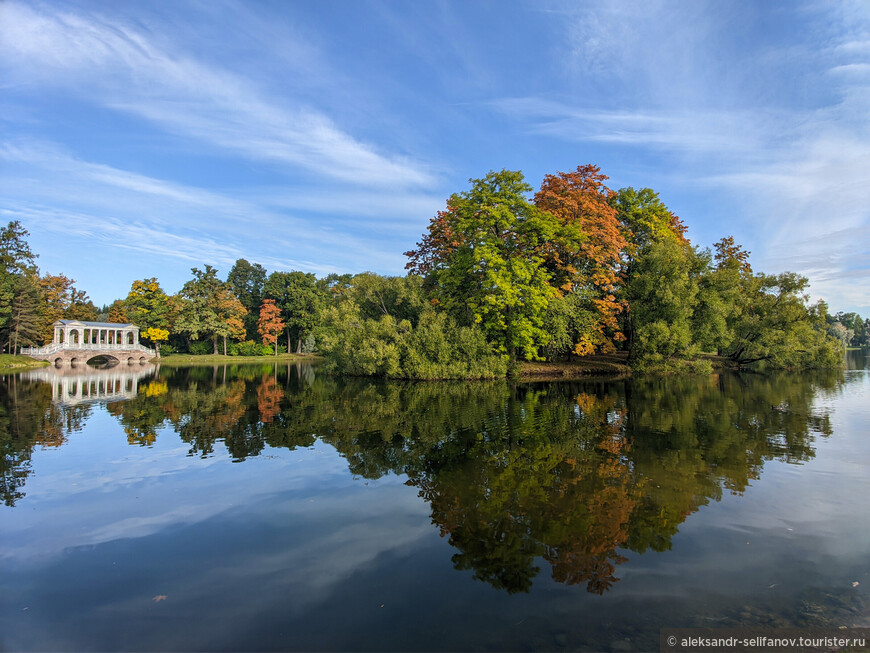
[1,0,868,315]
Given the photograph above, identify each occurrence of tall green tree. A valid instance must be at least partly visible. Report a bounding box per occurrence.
[625,237,702,368]
[610,187,689,352]
[611,187,688,260]
[226,259,267,340]
[692,237,753,353]
[406,170,558,363]
[64,288,98,322]
[348,273,424,324]
[176,265,226,354]
[0,221,40,352]
[125,278,176,351]
[5,275,42,352]
[264,270,323,353]
[317,273,353,306]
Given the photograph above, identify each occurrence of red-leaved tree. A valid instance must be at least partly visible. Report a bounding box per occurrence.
[257,299,285,356]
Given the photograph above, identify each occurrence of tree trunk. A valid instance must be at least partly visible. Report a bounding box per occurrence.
[296,337,302,354]
[212,335,219,355]
[12,307,21,352]
[223,335,227,356]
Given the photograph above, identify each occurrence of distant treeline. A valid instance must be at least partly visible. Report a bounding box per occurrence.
[0,164,853,377]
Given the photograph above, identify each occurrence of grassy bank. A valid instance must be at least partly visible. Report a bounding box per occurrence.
[157,353,321,366]
[0,355,50,372]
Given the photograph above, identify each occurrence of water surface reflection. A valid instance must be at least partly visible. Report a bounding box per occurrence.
[1,363,845,594]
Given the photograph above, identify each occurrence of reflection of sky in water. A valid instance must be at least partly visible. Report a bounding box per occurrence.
[2,414,422,562]
[1,365,869,651]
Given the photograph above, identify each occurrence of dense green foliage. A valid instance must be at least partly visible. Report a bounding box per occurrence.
[428,171,558,362]
[0,158,851,374]
[316,275,506,379]
[826,311,870,348]
[226,259,266,341]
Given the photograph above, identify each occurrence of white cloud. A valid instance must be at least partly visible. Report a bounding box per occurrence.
[494,1,870,313]
[0,142,416,290]
[492,98,772,154]
[0,1,436,189]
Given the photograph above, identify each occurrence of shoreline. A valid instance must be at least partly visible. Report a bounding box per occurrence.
[156,353,321,366]
[519,353,736,380]
[0,355,51,373]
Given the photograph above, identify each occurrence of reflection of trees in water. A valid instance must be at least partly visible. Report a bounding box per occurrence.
[307,372,839,594]
[0,364,846,594]
[0,375,92,506]
[407,388,634,594]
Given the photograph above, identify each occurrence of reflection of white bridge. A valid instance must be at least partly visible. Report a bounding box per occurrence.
[20,319,157,365]
[21,342,157,365]
[22,365,158,405]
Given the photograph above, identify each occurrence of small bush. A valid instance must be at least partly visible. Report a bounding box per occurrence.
[231,340,274,356]
[187,340,212,355]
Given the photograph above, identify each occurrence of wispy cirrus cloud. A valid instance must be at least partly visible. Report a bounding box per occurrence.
[0,1,436,189]
[491,0,870,313]
[491,98,774,154]
[0,141,414,294]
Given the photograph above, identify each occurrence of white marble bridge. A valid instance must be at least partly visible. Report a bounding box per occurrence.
[21,319,157,366]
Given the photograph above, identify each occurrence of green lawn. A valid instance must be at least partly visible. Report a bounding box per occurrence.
[157,353,321,366]
[0,355,50,372]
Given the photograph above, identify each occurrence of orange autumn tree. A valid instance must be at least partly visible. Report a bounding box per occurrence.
[404,196,462,278]
[216,289,247,355]
[258,299,284,356]
[107,299,129,324]
[534,165,627,354]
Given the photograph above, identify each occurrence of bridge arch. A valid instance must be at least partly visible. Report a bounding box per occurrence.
[86,354,120,367]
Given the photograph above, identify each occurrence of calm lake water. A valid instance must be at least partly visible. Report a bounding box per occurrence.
[2,353,869,652]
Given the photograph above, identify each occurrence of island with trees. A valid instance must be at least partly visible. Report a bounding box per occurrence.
[1,164,860,378]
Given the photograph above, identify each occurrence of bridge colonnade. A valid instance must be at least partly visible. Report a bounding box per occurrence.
[56,323,138,347]
[20,320,157,364]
